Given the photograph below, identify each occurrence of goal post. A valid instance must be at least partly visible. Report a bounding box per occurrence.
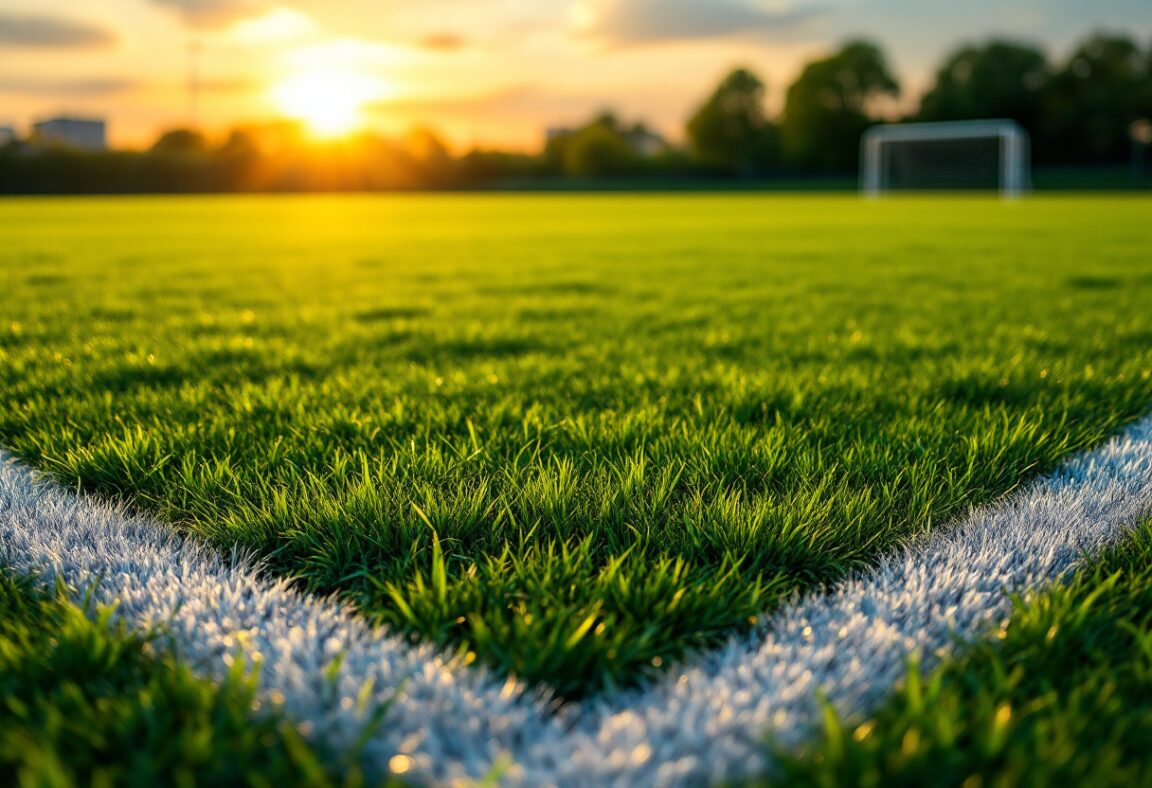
[861,119,1031,198]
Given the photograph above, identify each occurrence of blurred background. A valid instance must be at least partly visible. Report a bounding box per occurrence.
[1,0,1149,192]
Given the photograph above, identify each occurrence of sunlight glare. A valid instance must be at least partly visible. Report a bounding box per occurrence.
[272,68,383,138]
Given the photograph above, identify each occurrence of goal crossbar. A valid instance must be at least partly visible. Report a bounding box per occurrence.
[861,119,1031,198]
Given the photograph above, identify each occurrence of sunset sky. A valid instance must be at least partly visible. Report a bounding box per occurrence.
[2,0,1150,150]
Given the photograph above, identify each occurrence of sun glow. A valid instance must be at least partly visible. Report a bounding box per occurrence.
[272,68,384,138]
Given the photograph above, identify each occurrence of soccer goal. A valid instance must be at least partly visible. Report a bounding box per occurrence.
[860,119,1031,198]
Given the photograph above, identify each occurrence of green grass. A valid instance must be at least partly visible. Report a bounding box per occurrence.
[773,518,1152,787]
[1,194,1151,697]
[0,571,348,786]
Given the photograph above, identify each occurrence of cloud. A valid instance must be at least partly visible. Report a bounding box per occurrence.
[0,13,116,47]
[420,32,467,52]
[148,0,272,29]
[0,77,138,97]
[573,0,821,46]
[230,8,316,42]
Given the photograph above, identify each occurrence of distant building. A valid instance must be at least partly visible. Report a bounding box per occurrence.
[0,126,16,145]
[31,117,107,152]
[626,128,666,157]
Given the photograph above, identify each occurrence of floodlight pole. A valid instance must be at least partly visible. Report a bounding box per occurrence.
[188,39,202,130]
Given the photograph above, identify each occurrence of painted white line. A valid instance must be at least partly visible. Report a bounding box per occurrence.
[2,414,1152,785]
[550,415,1152,784]
[0,456,567,783]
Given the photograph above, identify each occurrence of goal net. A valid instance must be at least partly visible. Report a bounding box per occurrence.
[861,120,1030,197]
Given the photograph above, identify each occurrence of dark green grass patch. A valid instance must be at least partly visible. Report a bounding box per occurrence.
[1,195,1151,697]
[773,518,1152,787]
[0,570,350,786]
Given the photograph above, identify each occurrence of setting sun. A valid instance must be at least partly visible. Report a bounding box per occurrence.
[271,68,384,138]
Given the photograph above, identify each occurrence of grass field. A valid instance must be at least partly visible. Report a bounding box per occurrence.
[775,517,1152,786]
[0,570,343,786]
[2,194,1151,707]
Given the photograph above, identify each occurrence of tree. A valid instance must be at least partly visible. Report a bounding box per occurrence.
[405,127,454,185]
[1145,37,1152,115]
[781,41,899,173]
[150,128,209,155]
[562,120,638,177]
[917,40,1050,129]
[543,113,644,178]
[148,128,212,191]
[1142,39,1152,153]
[1045,34,1151,163]
[687,68,779,176]
[213,130,261,191]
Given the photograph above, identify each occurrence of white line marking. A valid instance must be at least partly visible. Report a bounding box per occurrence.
[2,415,1151,785]
[0,456,565,783]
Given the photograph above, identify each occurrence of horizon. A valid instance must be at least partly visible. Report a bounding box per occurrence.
[2,1,1150,151]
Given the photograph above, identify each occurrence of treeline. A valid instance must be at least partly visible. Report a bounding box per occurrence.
[2,30,1150,193]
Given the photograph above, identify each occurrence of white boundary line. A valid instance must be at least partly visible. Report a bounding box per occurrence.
[2,415,1151,785]
[0,454,566,783]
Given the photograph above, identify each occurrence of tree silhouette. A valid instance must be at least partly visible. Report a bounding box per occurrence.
[687,68,779,176]
[150,129,209,155]
[1045,34,1150,163]
[781,41,899,173]
[917,40,1050,129]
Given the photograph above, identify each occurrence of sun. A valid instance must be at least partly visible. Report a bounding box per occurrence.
[272,68,382,139]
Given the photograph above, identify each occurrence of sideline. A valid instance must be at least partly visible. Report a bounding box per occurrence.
[2,415,1151,784]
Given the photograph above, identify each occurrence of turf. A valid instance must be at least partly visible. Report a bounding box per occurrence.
[0,570,349,786]
[772,517,1152,787]
[1,194,1150,697]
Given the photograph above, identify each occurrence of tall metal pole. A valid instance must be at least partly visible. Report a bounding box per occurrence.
[188,39,201,130]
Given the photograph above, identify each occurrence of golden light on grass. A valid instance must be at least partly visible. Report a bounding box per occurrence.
[271,67,384,139]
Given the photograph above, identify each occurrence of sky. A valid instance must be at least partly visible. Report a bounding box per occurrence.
[1,0,1150,150]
